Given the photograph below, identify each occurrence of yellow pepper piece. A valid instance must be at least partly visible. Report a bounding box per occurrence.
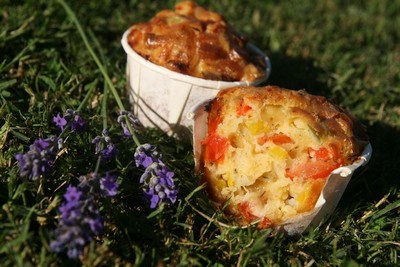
[222,173,235,187]
[268,145,288,160]
[214,176,227,191]
[296,179,325,213]
[246,121,264,135]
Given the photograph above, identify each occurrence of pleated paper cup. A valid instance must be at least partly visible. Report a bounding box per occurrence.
[121,28,271,137]
[188,100,372,235]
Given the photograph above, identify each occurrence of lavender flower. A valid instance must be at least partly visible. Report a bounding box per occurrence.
[53,113,67,130]
[53,109,86,132]
[134,143,162,168]
[50,171,117,259]
[15,136,62,180]
[117,111,143,137]
[92,129,117,161]
[134,144,178,208]
[71,115,86,132]
[100,172,118,197]
[101,144,117,160]
[140,162,177,209]
[77,172,117,198]
[50,185,104,259]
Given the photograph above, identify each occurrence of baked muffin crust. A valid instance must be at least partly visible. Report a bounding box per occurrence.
[127,1,266,82]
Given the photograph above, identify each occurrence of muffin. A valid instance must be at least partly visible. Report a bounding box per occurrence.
[122,1,270,134]
[198,85,369,228]
[127,1,267,82]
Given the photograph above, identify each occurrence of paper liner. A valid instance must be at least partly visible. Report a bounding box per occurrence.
[121,28,271,136]
[188,100,372,235]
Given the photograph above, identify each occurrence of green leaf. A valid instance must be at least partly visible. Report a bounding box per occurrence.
[146,205,164,219]
[9,129,31,142]
[0,79,17,91]
[370,199,400,221]
[38,75,56,91]
[341,258,360,267]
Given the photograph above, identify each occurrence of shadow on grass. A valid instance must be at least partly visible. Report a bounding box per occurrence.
[340,121,400,206]
[261,52,330,97]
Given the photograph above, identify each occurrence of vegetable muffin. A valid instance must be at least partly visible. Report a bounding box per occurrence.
[127,1,266,82]
[199,86,368,228]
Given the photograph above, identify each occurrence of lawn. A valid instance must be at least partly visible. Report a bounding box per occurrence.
[0,0,399,266]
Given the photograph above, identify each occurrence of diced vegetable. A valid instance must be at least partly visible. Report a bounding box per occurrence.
[236,98,252,116]
[285,161,340,180]
[258,132,294,145]
[239,201,257,222]
[222,173,234,187]
[268,145,288,160]
[308,147,331,160]
[258,217,272,229]
[207,115,222,135]
[202,111,229,164]
[202,133,229,164]
[296,179,326,213]
[308,144,344,163]
[246,120,264,135]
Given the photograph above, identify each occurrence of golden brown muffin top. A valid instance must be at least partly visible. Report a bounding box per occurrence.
[205,85,368,163]
[127,1,267,82]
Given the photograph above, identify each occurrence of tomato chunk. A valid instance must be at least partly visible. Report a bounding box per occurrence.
[239,201,257,222]
[308,144,344,164]
[307,147,331,160]
[286,161,340,180]
[236,99,252,116]
[257,217,272,229]
[202,133,229,164]
[257,132,294,145]
[207,116,222,136]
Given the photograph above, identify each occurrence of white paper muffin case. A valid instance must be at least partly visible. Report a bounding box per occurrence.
[121,28,271,137]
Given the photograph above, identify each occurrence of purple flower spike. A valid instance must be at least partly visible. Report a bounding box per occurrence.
[51,170,119,258]
[146,188,159,209]
[101,143,117,160]
[134,143,162,168]
[92,129,118,161]
[33,138,51,150]
[50,185,104,259]
[71,114,86,132]
[140,162,177,209]
[54,109,86,133]
[117,111,143,137]
[15,136,61,180]
[100,172,118,197]
[63,186,82,207]
[53,113,67,130]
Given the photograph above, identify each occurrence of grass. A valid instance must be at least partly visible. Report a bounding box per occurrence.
[0,0,399,266]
